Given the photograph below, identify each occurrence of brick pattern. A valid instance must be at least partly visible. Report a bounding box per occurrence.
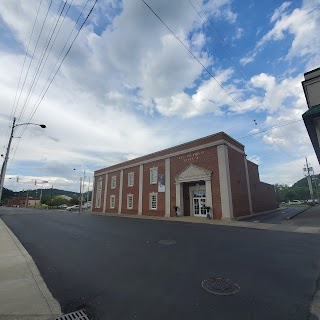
[142,160,166,216]
[247,161,277,213]
[228,148,250,217]
[95,132,244,175]
[121,167,140,215]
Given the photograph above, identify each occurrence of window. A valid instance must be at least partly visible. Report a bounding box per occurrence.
[128,172,134,187]
[150,167,158,184]
[111,176,116,189]
[110,195,115,209]
[149,193,157,210]
[127,194,133,209]
[95,177,103,208]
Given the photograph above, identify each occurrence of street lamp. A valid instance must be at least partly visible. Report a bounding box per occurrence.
[73,168,85,213]
[0,117,46,203]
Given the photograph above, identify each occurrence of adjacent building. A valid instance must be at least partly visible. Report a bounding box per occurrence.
[92,132,277,220]
[302,67,320,163]
[7,197,41,208]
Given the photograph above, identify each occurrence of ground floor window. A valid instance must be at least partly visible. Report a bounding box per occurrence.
[149,193,157,210]
[127,194,133,209]
[110,195,115,209]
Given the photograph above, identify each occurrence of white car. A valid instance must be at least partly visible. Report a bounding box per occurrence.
[67,205,79,211]
[291,200,302,205]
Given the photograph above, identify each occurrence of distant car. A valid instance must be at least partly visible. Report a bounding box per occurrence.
[291,200,302,205]
[58,204,67,209]
[67,205,79,211]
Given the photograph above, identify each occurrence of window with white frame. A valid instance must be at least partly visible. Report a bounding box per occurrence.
[127,194,133,209]
[128,172,134,187]
[95,177,103,208]
[149,193,157,210]
[111,176,116,189]
[110,195,116,209]
[150,167,158,184]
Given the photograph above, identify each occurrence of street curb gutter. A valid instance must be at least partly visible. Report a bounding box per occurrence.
[286,206,310,220]
[0,218,62,319]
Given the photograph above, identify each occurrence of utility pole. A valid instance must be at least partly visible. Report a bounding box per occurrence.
[0,117,16,204]
[304,157,315,203]
[79,177,83,213]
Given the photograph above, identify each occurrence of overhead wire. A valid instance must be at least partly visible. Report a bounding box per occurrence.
[13,0,53,126]
[140,0,258,128]
[16,0,66,124]
[8,0,98,169]
[187,0,304,157]
[2,0,44,154]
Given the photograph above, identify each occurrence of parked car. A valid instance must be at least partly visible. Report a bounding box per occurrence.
[58,204,67,209]
[67,205,79,211]
[291,200,302,205]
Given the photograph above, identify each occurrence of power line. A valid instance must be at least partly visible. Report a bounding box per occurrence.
[17,0,66,124]
[14,0,53,126]
[3,0,44,154]
[8,0,98,169]
[187,0,303,156]
[140,0,257,126]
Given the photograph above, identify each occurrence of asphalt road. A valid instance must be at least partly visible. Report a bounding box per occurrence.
[242,206,308,224]
[1,207,320,320]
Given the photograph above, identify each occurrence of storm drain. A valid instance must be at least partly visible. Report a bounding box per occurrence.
[55,309,90,320]
[158,239,176,245]
[201,277,240,296]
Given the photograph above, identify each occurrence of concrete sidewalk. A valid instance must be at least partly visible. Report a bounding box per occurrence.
[0,218,61,320]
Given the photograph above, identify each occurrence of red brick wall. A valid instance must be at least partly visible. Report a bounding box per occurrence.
[106,172,121,214]
[228,148,250,218]
[247,161,277,213]
[170,146,222,219]
[121,166,140,215]
[142,160,166,216]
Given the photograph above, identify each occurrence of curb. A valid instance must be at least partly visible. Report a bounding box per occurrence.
[0,218,62,319]
[286,206,310,220]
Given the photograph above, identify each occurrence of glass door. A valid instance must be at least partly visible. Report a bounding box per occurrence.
[193,190,206,216]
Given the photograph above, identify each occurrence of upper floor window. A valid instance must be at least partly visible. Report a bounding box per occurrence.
[111,176,116,189]
[128,172,134,187]
[150,167,158,184]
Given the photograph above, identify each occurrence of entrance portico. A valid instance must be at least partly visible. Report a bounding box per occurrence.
[175,164,212,217]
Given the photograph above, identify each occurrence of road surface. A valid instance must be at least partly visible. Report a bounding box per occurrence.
[242,206,308,224]
[1,207,320,320]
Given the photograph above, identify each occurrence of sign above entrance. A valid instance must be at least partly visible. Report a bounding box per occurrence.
[178,151,205,163]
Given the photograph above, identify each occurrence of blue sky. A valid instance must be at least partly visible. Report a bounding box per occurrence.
[0,0,319,192]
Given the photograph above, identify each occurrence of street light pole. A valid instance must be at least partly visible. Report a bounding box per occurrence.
[0,118,16,203]
[74,168,85,213]
[0,117,46,204]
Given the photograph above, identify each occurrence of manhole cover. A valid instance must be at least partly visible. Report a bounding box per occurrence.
[201,277,240,295]
[55,309,90,320]
[158,239,176,245]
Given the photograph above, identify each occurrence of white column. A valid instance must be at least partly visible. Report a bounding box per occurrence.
[244,155,253,214]
[175,182,183,216]
[103,174,108,213]
[91,177,95,212]
[217,144,234,220]
[165,158,170,217]
[138,165,143,215]
[205,179,213,212]
[118,170,123,214]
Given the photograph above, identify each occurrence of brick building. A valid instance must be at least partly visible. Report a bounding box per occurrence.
[92,132,277,220]
[7,197,41,208]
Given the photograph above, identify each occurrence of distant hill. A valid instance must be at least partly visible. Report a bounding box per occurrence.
[2,188,92,203]
[291,174,320,188]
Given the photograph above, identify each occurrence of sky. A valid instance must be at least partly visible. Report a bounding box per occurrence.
[0,0,319,193]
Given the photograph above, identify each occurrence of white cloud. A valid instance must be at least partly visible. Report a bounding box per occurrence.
[240,0,320,65]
